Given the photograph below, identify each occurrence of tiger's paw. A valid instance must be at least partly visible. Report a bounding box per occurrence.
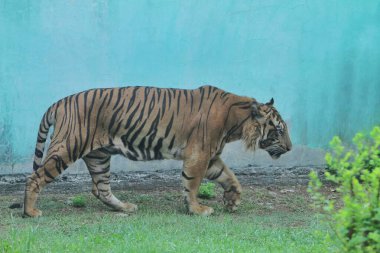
[120,202,138,213]
[224,189,241,212]
[189,204,214,216]
[23,208,42,218]
[224,198,241,212]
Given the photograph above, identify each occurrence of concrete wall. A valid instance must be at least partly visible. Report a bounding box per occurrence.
[1,0,379,173]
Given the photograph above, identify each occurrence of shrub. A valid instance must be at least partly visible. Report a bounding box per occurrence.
[198,182,216,199]
[72,195,86,208]
[308,126,380,252]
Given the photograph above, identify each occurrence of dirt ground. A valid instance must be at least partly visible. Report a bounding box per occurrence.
[0,166,324,194]
[0,167,332,217]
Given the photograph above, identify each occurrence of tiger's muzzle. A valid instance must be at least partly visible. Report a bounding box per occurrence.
[259,140,291,160]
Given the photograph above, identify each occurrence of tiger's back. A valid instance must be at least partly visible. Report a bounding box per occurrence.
[49,86,251,162]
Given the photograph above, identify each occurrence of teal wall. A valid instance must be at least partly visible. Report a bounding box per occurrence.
[1,0,380,163]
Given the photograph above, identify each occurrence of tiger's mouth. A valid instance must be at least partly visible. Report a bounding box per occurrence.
[265,146,288,160]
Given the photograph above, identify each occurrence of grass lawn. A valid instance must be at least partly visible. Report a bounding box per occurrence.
[0,185,337,252]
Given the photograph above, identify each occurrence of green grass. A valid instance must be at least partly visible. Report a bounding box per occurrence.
[0,186,337,252]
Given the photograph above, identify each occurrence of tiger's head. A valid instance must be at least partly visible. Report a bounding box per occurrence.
[242,98,292,159]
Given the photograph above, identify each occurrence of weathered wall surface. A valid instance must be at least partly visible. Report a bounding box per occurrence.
[1,1,379,174]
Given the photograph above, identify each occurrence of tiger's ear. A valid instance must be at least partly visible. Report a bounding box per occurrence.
[266,98,274,106]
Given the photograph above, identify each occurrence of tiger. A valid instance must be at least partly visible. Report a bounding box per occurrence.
[24,85,292,217]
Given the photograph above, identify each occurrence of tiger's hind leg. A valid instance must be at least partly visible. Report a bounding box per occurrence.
[83,150,137,213]
[24,153,72,217]
[205,157,242,212]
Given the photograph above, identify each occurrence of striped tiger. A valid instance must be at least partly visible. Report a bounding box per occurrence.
[24,85,292,217]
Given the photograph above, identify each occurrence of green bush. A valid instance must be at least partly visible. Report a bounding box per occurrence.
[308,126,380,252]
[72,195,86,208]
[198,182,216,199]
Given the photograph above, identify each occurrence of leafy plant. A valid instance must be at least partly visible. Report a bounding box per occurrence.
[308,126,380,252]
[198,182,216,199]
[71,195,86,208]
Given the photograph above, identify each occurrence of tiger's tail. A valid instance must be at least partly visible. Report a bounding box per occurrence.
[33,103,57,171]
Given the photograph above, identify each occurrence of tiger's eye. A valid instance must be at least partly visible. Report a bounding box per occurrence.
[276,126,284,135]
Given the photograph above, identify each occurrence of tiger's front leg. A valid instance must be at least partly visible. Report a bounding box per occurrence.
[206,157,242,212]
[182,156,214,216]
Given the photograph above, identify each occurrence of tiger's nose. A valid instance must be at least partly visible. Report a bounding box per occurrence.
[286,145,292,151]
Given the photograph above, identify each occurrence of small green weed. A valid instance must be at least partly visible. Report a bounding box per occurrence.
[71,195,86,208]
[198,182,216,199]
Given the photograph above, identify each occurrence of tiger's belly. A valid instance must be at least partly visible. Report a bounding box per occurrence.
[108,138,184,161]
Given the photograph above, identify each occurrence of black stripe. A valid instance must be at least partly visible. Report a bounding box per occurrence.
[148,92,156,116]
[66,136,72,161]
[107,89,114,106]
[207,86,211,98]
[124,101,141,129]
[39,123,48,134]
[156,88,161,101]
[79,90,97,158]
[112,89,122,110]
[35,149,43,158]
[198,87,205,111]
[177,91,181,115]
[208,167,225,180]
[95,157,111,166]
[91,93,109,149]
[167,90,172,111]
[144,87,151,100]
[146,111,161,152]
[44,168,55,180]
[127,87,139,111]
[108,103,124,132]
[183,90,188,103]
[171,88,176,99]
[161,91,167,119]
[190,91,194,113]
[220,92,230,98]
[206,93,218,120]
[165,113,175,137]
[129,118,148,145]
[83,91,89,124]
[197,114,203,130]
[153,138,163,159]
[126,152,138,161]
[33,161,39,171]
[37,134,45,143]
[72,137,78,161]
[168,135,175,150]
[182,171,195,180]
[75,93,83,155]
[186,126,196,144]
[137,138,147,160]
[121,108,144,149]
